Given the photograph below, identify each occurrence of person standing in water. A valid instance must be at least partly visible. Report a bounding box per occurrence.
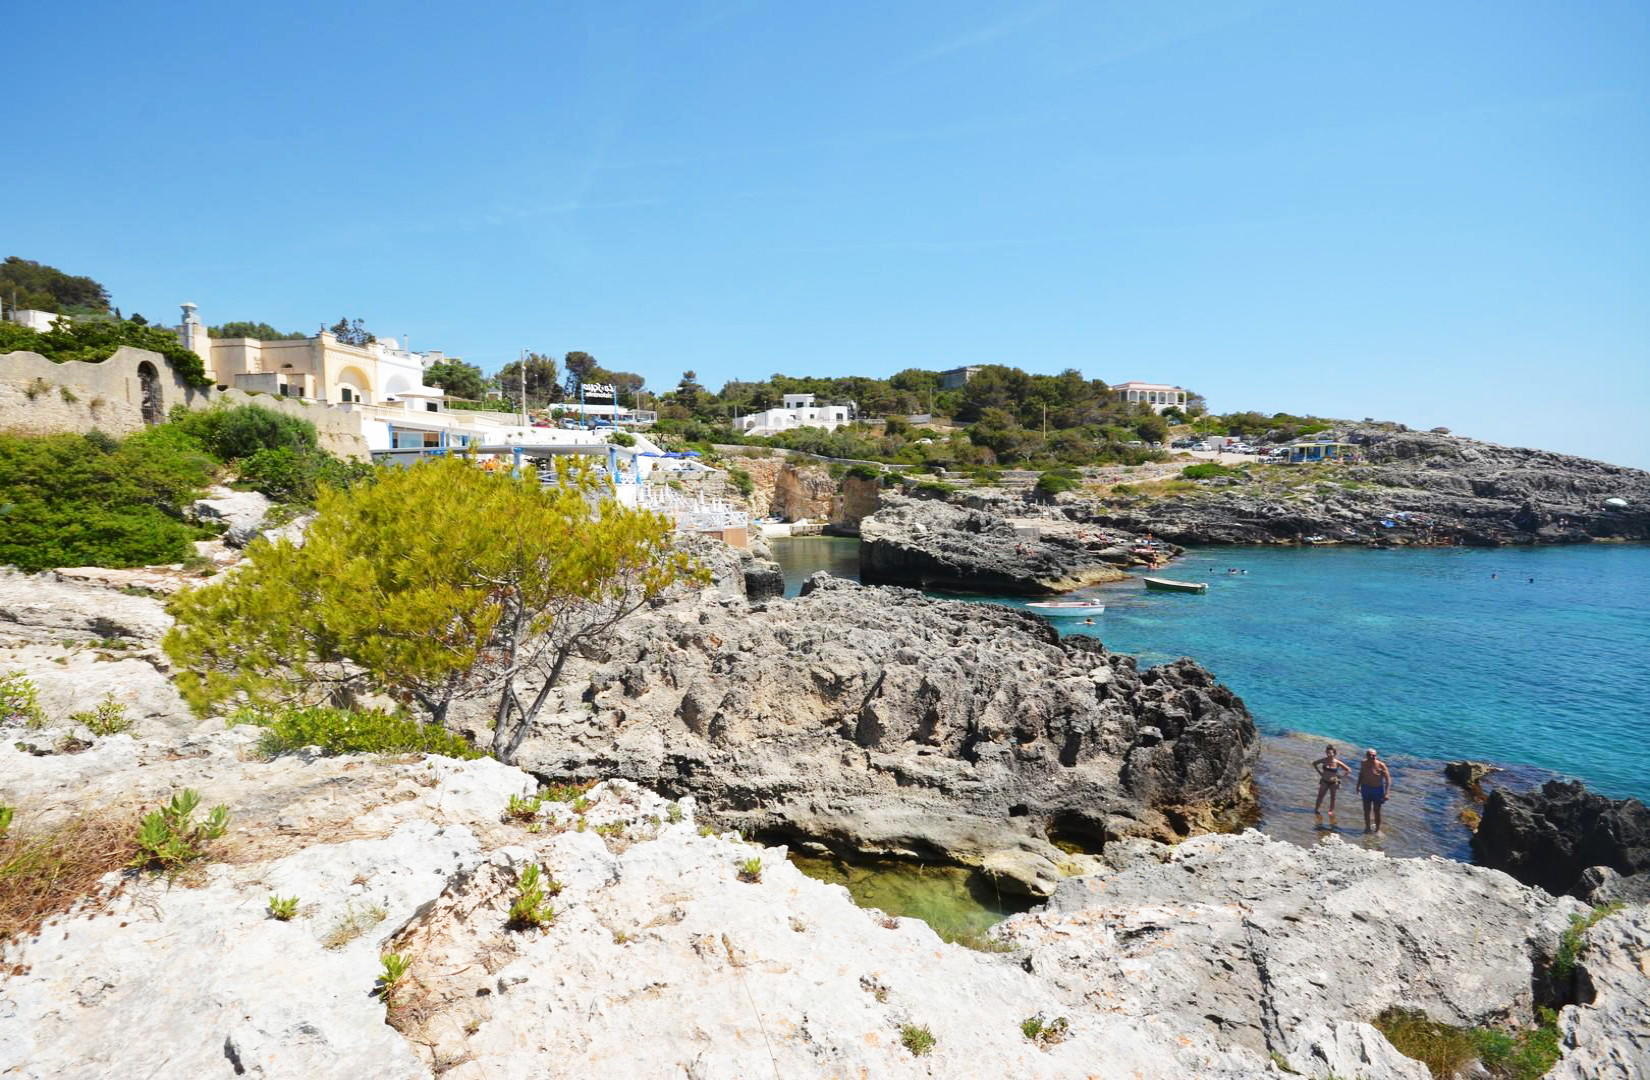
[1358,749,1394,833]
[1313,744,1352,814]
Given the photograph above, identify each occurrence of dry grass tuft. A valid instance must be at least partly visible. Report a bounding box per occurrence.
[1,813,139,951]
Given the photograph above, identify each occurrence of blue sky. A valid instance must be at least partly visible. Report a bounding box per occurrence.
[10,1,1648,465]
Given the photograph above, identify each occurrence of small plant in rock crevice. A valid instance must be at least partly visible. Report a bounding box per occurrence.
[507,863,556,930]
[69,695,132,736]
[666,802,684,824]
[129,789,228,873]
[376,952,412,1006]
[737,857,763,883]
[1553,902,1623,978]
[267,895,300,920]
[0,672,46,729]
[1020,1013,1070,1047]
[0,806,12,838]
[504,793,540,822]
[899,1024,935,1056]
[322,902,388,949]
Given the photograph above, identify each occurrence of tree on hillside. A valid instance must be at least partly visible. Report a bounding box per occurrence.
[163,456,704,762]
[423,359,491,400]
[496,353,561,407]
[0,257,111,315]
[209,321,308,341]
[1,316,211,387]
[563,351,598,397]
[675,370,705,411]
[327,317,375,346]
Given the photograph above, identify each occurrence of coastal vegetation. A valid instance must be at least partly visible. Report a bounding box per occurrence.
[266,895,299,921]
[0,404,369,573]
[1372,1006,1560,1080]
[0,257,110,316]
[238,704,484,760]
[507,864,557,930]
[1553,902,1624,977]
[129,789,229,874]
[0,314,212,387]
[164,455,704,761]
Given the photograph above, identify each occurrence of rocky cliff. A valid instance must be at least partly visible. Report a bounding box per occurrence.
[1079,428,1650,547]
[859,494,1152,593]
[1472,779,1650,899]
[504,573,1258,896]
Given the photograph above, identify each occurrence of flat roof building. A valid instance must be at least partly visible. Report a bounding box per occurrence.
[1112,381,1187,414]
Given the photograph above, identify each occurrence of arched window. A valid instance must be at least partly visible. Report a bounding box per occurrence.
[137,361,162,425]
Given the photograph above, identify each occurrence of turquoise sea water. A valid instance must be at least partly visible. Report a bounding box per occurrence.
[772,538,1650,802]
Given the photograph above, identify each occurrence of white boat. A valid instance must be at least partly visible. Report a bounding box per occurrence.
[1025,600,1106,617]
[1143,577,1208,594]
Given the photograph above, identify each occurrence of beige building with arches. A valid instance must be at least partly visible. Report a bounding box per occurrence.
[175,303,446,406]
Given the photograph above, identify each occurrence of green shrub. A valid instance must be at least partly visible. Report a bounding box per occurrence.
[507,863,556,930]
[899,1024,935,1056]
[844,463,881,481]
[267,895,299,920]
[1374,1006,1560,1080]
[913,480,956,498]
[1020,1014,1070,1046]
[609,431,636,447]
[0,429,219,572]
[238,445,375,504]
[68,695,132,735]
[725,466,755,498]
[737,856,763,883]
[0,672,46,728]
[0,805,12,838]
[169,404,317,461]
[1035,472,1080,496]
[245,705,484,760]
[1182,463,1237,480]
[130,789,229,873]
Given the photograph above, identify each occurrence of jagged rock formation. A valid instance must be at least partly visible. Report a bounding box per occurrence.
[3,729,1642,1079]
[506,574,1258,896]
[1077,428,1650,546]
[830,470,883,534]
[858,494,1144,593]
[1471,779,1650,897]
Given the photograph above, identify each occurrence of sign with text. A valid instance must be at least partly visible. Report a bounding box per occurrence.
[582,383,616,398]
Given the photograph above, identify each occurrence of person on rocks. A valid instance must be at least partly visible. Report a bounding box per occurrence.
[1358,748,1394,833]
[1313,744,1352,816]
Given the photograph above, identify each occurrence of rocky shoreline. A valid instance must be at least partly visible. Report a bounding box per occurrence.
[2,517,1648,1075]
[850,428,1649,595]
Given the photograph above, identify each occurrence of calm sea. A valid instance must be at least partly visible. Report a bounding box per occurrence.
[771,537,1650,803]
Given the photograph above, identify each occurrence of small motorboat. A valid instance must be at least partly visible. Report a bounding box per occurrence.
[1143,577,1208,594]
[1025,600,1107,617]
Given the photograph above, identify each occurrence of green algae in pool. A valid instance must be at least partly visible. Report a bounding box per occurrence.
[788,854,1033,944]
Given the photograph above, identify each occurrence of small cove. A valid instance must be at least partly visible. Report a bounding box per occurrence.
[767,535,1650,932]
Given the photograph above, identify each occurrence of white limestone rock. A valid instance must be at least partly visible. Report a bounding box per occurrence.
[1550,904,1650,1079]
[190,487,272,547]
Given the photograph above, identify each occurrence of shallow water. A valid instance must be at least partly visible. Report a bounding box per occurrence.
[770,535,860,596]
[958,545,1650,802]
[787,853,1032,944]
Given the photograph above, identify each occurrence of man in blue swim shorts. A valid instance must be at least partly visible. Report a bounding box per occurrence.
[1358,748,1393,833]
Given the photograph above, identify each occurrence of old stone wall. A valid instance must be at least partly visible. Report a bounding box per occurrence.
[0,347,370,459]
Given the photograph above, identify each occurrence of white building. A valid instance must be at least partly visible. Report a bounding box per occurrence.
[5,308,67,333]
[1112,381,1188,414]
[735,393,857,437]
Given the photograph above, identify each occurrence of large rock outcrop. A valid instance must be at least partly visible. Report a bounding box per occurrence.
[859,494,1138,593]
[1078,428,1650,547]
[505,574,1258,896]
[1471,779,1650,897]
[5,730,1641,1079]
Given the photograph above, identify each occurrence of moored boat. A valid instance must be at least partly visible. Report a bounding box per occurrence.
[1143,577,1208,594]
[1024,600,1106,617]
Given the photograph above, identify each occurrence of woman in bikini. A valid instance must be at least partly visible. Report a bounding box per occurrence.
[1313,745,1352,814]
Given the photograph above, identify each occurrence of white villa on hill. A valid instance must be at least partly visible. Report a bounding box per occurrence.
[1112,381,1188,414]
[735,393,856,437]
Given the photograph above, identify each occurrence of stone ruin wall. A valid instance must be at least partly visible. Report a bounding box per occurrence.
[0,346,370,459]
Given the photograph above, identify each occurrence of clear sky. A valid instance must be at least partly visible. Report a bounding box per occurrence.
[10,1,1648,466]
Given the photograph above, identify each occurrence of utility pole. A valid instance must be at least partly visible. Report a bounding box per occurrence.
[519,349,527,427]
